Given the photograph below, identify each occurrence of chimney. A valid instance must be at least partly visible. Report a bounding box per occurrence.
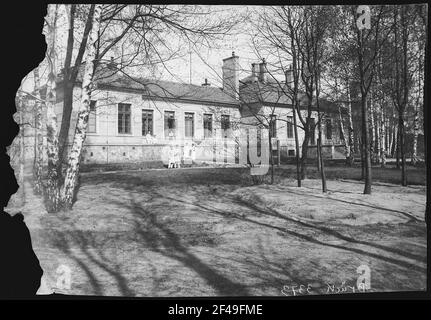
[259,58,267,83]
[251,63,259,83]
[222,51,239,99]
[285,65,293,87]
[201,78,211,87]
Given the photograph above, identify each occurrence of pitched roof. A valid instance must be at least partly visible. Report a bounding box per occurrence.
[239,80,308,106]
[239,78,342,114]
[60,63,240,106]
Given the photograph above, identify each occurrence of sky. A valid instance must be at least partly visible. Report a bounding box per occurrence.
[135,5,264,88]
[20,5,278,92]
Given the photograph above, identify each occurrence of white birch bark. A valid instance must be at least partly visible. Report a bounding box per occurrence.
[379,105,386,167]
[412,107,419,165]
[61,4,103,208]
[16,92,25,201]
[338,104,349,159]
[33,67,44,194]
[369,93,376,163]
[45,4,61,212]
[345,83,354,165]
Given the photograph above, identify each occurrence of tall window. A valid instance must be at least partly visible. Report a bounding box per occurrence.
[185,112,194,138]
[142,109,153,136]
[269,115,277,138]
[221,114,230,138]
[326,117,333,140]
[164,111,176,138]
[203,114,213,138]
[118,103,131,134]
[88,100,97,133]
[286,116,293,138]
[309,118,316,145]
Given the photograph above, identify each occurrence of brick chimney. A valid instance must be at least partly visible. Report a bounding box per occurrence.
[258,58,267,83]
[285,65,293,87]
[201,78,211,87]
[251,63,259,83]
[222,51,239,99]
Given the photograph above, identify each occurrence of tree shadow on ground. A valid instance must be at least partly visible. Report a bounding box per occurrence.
[48,229,134,296]
[152,191,426,274]
[112,194,250,296]
[230,197,426,263]
[261,185,423,222]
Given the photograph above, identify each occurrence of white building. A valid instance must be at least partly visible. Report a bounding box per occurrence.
[54,53,345,166]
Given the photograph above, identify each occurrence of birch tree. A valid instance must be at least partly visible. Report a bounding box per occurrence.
[352,5,392,194]
[61,4,103,209]
[33,67,44,194]
[44,4,61,212]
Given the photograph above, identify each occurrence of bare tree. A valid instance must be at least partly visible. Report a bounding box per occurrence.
[44,4,61,212]
[32,67,44,194]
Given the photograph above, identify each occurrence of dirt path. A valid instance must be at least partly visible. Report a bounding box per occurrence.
[7,170,427,296]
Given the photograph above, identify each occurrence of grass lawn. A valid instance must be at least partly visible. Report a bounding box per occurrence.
[9,165,427,296]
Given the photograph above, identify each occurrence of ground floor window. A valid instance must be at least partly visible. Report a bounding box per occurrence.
[88,100,97,133]
[326,117,333,140]
[164,111,176,138]
[221,114,230,138]
[203,114,213,138]
[118,103,131,134]
[185,112,194,138]
[142,109,153,136]
[269,115,277,138]
[286,116,293,138]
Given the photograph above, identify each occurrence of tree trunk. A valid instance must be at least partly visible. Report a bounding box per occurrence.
[362,96,372,194]
[317,118,327,192]
[16,92,25,204]
[412,106,419,166]
[33,67,44,194]
[391,124,398,158]
[359,136,365,180]
[346,84,355,166]
[379,105,386,167]
[269,127,274,184]
[57,83,74,172]
[395,124,400,169]
[338,104,350,164]
[369,94,376,164]
[399,113,407,186]
[44,4,61,212]
[300,120,311,180]
[57,4,95,177]
[61,4,103,209]
[292,104,301,187]
[375,105,381,164]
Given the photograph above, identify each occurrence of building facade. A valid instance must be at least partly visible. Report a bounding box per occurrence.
[54,53,345,166]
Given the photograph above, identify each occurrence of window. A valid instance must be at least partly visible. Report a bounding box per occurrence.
[326,117,333,140]
[185,112,194,138]
[142,109,153,136]
[288,149,295,157]
[88,100,97,133]
[164,111,176,138]
[221,115,230,138]
[286,116,293,139]
[309,118,315,145]
[118,103,131,134]
[203,114,213,138]
[269,115,277,138]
